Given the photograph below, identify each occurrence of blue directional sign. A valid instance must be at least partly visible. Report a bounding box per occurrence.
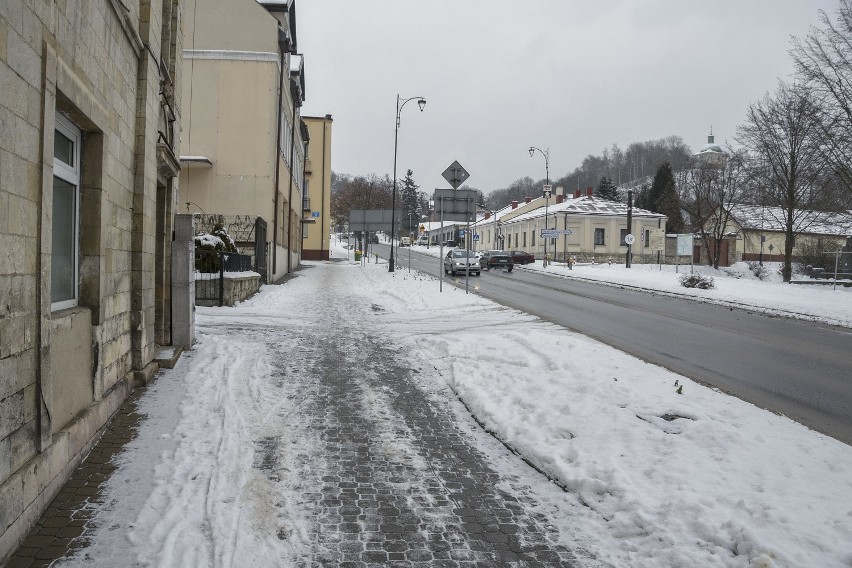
[473,234,480,241]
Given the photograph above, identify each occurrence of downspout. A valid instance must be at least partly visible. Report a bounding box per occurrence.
[286,78,298,273]
[300,123,307,258]
[272,30,287,277]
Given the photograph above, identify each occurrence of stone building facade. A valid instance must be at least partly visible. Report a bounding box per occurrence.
[0,0,182,560]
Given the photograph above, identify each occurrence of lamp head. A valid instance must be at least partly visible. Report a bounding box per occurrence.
[417,98,426,111]
[528,147,534,157]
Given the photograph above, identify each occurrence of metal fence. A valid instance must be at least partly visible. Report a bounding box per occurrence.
[194,214,268,282]
[195,250,253,306]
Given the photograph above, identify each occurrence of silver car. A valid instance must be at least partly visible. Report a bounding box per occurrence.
[443,249,481,276]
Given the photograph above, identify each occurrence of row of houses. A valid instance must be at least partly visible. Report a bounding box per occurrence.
[420,186,852,268]
[0,0,331,559]
[422,187,668,263]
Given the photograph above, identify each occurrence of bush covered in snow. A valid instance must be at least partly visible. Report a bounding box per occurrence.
[679,273,715,289]
[194,223,237,253]
[194,224,237,273]
[746,261,771,281]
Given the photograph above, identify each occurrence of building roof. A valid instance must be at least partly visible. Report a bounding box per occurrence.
[727,204,852,236]
[497,196,666,225]
[694,132,726,160]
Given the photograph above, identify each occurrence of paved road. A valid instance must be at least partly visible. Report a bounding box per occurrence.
[381,244,852,445]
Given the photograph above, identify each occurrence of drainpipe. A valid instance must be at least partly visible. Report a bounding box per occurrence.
[286,76,299,273]
[272,29,288,278]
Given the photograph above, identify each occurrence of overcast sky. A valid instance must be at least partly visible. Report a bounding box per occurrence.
[297,1,838,194]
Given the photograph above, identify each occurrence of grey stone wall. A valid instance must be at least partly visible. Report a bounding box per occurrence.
[0,0,182,561]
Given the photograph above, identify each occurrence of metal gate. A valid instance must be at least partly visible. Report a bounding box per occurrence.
[193,214,269,283]
[195,250,253,306]
[254,217,267,282]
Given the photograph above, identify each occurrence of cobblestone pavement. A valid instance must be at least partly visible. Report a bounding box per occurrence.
[4,390,145,568]
[5,264,601,567]
[259,271,592,568]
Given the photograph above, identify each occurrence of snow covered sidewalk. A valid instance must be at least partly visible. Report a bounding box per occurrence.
[37,256,852,568]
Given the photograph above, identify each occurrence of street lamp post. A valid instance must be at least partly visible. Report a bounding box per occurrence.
[528,146,550,267]
[389,94,426,272]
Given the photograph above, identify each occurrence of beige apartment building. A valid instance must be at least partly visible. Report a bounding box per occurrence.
[302,115,333,260]
[0,0,182,560]
[179,0,306,282]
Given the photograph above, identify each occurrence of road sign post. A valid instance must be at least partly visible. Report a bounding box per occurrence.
[439,161,473,294]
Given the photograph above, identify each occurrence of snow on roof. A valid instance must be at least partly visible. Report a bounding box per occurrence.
[500,196,666,225]
[728,204,852,236]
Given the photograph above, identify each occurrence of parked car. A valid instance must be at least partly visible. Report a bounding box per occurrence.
[480,250,514,272]
[399,236,411,247]
[416,236,429,246]
[510,250,535,264]
[443,249,481,276]
[369,234,379,244]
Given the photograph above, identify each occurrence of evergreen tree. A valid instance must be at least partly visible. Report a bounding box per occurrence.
[400,169,419,213]
[400,169,420,232]
[648,163,684,233]
[596,176,619,201]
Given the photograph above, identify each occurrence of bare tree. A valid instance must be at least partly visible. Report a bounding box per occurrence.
[736,81,832,281]
[791,0,852,197]
[679,149,750,269]
[330,173,393,229]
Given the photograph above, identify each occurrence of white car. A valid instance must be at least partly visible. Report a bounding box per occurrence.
[443,249,480,276]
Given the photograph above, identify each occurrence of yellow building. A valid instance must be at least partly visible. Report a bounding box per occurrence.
[302,115,334,260]
[179,0,306,282]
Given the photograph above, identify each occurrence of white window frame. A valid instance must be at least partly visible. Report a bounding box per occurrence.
[51,112,81,311]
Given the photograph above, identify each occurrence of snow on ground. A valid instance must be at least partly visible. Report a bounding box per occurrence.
[57,239,852,568]
[383,240,852,328]
[335,239,852,566]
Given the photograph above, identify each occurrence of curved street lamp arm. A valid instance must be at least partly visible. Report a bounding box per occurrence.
[396,95,427,127]
[528,146,550,186]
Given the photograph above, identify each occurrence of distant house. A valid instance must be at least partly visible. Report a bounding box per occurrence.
[704,204,852,265]
[474,188,667,262]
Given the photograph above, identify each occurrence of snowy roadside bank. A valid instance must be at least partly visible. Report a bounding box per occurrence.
[351,254,852,568]
[386,241,852,328]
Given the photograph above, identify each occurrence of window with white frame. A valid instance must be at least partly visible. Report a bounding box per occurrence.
[594,227,605,246]
[52,113,81,310]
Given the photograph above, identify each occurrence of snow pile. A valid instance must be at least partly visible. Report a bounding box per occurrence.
[346,248,852,567]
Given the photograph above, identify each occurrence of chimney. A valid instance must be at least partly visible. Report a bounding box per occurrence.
[525,196,532,204]
[556,194,564,204]
[484,211,491,219]
[586,186,593,197]
[574,189,581,199]
[512,200,518,209]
